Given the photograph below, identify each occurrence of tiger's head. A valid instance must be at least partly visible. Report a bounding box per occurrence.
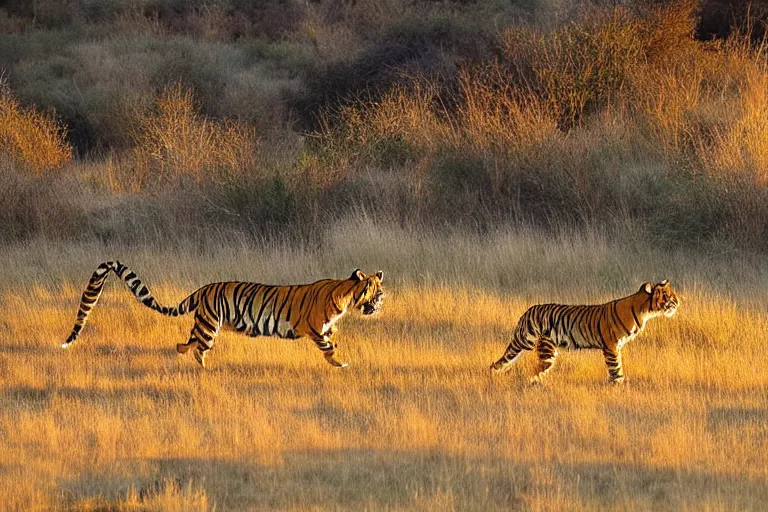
[350,269,385,315]
[641,280,680,317]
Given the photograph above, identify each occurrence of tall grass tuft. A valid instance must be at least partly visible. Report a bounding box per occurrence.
[130,83,259,189]
[0,79,72,174]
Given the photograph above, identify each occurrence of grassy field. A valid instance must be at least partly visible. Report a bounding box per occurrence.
[1,221,767,510]
[2,2,768,510]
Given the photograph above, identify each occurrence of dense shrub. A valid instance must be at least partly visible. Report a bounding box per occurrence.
[1,0,768,250]
[0,81,72,173]
[0,156,86,241]
[313,2,768,249]
[129,84,258,188]
[294,6,495,130]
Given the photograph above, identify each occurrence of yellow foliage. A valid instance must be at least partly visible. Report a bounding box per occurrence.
[131,83,258,188]
[0,83,72,173]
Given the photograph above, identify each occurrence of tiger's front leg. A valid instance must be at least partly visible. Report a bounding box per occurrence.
[311,334,348,368]
[602,346,625,384]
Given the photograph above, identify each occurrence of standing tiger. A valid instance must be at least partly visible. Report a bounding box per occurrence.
[62,261,384,368]
[490,281,679,384]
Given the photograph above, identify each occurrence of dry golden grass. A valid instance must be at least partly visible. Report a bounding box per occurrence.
[1,222,767,510]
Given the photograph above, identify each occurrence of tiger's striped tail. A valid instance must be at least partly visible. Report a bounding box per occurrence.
[62,261,196,349]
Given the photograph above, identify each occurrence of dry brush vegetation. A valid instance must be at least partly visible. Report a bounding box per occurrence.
[2,0,768,510]
[1,0,768,246]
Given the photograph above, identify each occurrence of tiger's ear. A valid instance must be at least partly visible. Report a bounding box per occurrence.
[351,269,366,281]
[659,279,669,286]
[375,270,383,281]
[640,282,653,294]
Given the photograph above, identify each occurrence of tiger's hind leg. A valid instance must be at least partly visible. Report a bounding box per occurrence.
[176,339,196,354]
[490,343,525,374]
[530,338,558,384]
[491,326,535,374]
[176,336,214,368]
[177,313,220,368]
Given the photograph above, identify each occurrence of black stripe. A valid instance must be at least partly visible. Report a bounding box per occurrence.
[526,308,537,335]
[309,324,324,339]
[201,287,218,318]
[279,285,298,323]
[196,312,217,333]
[293,284,312,321]
[612,301,632,337]
[256,287,280,325]
[595,307,608,348]
[630,305,641,329]
[580,307,597,348]
[262,287,284,335]
[220,284,232,324]
[192,323,207,339]
[351,282,367,307]
[573,308,589,347]
[243,284,261,325]
[552,306,567,336]
[231,282,249,326]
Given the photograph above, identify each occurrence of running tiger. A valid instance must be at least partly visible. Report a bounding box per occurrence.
[490,281,679,384]
[62,261,384,368]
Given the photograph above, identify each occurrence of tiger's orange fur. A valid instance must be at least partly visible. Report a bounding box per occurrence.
[63,262,384,368]
[490,281,679,383]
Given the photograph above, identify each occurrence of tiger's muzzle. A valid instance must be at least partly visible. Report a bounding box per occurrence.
[663,302,679,317]
[362,290,384,315]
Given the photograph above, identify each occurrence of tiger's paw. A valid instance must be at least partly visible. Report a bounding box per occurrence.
[324,353,348,368]
[610,376,626,385]
[176,342,194,354]
[61,342,72,350]
[490,360,512,374]
[193,348,207,368]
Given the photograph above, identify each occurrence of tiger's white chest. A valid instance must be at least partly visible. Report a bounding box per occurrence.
[618,318,648,350]
[322,310,346,335]
[617,335,631,351]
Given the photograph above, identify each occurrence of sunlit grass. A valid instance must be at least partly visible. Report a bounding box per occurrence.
[0,81,72,174]
[1,224,767,510]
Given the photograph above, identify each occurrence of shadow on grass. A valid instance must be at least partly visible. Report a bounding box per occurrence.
[0,343,61,355]
[0,342,178,359]
[708,406,768,433]
[4,385,194,409]
[58,449,768,511]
